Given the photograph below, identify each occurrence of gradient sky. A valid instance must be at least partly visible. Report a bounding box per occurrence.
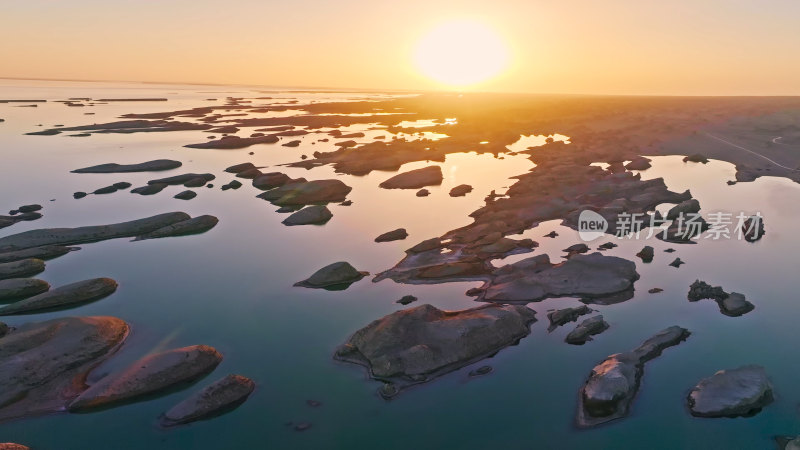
[2,0,799,95]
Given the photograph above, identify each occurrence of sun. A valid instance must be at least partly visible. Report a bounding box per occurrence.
[414,20,510,88]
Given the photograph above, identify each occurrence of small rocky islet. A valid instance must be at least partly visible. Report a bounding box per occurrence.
[577,326,691,427]
[294,262,368,290]
[687,280,755,316]
[334,303,537,397]
[687,365,773,418]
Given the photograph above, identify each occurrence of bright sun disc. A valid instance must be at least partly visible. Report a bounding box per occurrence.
[414,20,509,87]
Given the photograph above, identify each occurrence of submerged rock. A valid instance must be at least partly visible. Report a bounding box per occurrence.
[687,365,773,418]
[293,422,312,432]
[334,304,536,395]
[294,262,368,289]
[449,184,473,197]
[416,189,430,197]
[282,206,332,226]
[0,443,29,449]
[0,316,128,421]
[0,278,117,315]
[161,374,255,427]
[72,159,182,173]
[471,253,639,304]
[565,315,609,345]
[468,365,493,377]
[0,245,77,263]
[379,166,443,189]
[135,215,219,240]
[375,228,408,242]
[0,212,191,251]
[69,345,223,412]
[0,259,45,280]
[0,278,50,302]
[577,326,690,427]
[547,305,593,331]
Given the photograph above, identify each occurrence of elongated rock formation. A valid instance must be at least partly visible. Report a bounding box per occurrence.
[0,259,45,280]
[69,345,223,412]
[160,374,255,426]
[71,159,182,173]
[379,166,443,189]
[0,278,50,302]
[576,326,690,427]
[0,212,192,252]
[0,278,118,315]
[0,245,77,263]
[134,215,219,241]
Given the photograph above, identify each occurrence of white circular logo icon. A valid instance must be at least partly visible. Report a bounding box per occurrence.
[578,210,608,241]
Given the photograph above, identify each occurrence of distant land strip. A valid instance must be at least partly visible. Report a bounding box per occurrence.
[96,98,168,102]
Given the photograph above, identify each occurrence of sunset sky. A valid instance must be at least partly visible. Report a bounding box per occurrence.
[2,0,799,95]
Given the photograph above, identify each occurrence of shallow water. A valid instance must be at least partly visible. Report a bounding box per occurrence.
[1,80,799,449]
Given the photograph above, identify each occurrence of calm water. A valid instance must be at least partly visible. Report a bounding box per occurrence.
[0,80,798,449]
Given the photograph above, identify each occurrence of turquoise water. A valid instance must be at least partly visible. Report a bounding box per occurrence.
[0,80,798,449]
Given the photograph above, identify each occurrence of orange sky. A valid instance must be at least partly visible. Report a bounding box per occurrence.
[2,0,799,95]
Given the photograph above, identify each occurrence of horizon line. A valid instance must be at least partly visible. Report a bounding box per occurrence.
[1,75,799,98]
